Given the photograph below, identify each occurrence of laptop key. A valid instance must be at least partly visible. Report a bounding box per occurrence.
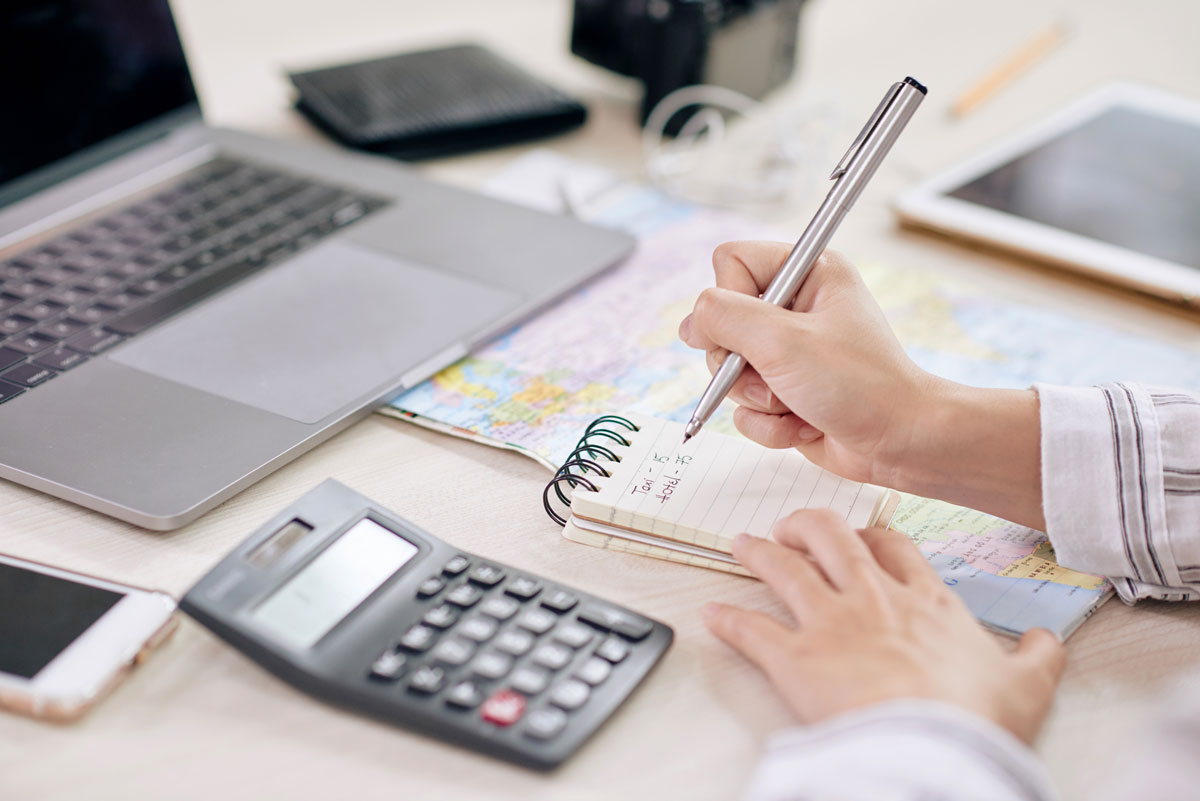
[33,348,88,371]
[65,328,123,355]
[0,347,25,371]
[20,300,67,320]
[0,315,35,335]
[38,318,88,338]
[1,362,56,388]
[0,380,24,404]
[7,332,59,355]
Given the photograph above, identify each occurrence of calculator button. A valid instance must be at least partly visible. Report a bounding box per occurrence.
[369,649,407,681]
[509,666,551,696]
[549,679,591,711]
[494,628,534,657]
[524,707,567,740]
[442,555,471,576]
[445,680,485,709]
[446,584,483,608]
[416,576,445,598]
[504,576,542,601]
[577,603,653,641]
[575,656,612,687]
[399,624,437,652]
[408,665,446,695]
[516,608,557,635]
[422,604,459,629]
[479,596,519,620]
[431,637,476,667]
[553,622,594,649]
[480,689,526,727]
[468,563,505,587]
[470,651,514,681]
[532,643,573,671]
[541,589,579,614]
[458,615,499,643]
[596,636,631,664]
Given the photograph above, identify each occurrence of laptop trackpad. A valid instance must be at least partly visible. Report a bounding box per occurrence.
[110,241,521,424]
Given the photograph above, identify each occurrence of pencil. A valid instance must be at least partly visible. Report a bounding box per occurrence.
[951,22,1068,118]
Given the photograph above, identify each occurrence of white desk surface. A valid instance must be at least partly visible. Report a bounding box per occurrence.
[4,1,1200,799]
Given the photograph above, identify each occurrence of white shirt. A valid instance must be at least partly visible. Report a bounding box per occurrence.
[744,383,1200,801]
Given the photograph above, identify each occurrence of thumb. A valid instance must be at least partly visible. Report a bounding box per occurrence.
[1013,628,1067,685]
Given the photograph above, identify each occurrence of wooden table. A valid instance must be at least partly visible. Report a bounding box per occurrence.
[4,1,1200,799]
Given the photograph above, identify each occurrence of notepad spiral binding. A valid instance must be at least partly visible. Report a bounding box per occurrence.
[542,415,641,526]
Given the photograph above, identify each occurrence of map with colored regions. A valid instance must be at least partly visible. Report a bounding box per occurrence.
[381,150,1200,637]
[889,495,1108,637]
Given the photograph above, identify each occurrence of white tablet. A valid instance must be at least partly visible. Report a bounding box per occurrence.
[895,83,1200,302]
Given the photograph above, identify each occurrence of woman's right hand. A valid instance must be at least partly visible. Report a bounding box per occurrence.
[678,242,938,489]
[679,241,1046,530]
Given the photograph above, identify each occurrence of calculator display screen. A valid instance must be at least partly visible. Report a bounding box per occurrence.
[250,519,418,649]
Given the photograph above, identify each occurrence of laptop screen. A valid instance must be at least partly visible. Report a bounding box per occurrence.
[0,0,197,189]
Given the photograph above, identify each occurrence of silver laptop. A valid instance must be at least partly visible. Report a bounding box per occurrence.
[0,2,632,530]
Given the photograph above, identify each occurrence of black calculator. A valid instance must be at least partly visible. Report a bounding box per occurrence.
[180,480,673,770]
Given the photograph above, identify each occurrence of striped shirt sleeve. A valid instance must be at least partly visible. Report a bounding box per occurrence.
[1035,382,1200,602]
[743,700,1056,801]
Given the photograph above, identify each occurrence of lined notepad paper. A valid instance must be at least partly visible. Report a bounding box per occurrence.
[565,414,894,569]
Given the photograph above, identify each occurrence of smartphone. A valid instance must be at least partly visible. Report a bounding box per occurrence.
[0,554,178,721]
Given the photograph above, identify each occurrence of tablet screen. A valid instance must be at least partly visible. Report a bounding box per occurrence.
[946,107,1200,269]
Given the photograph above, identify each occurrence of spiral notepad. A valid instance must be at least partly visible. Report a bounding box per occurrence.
[543,414,899,576]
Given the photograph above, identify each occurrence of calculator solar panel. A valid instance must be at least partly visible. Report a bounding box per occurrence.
[180,480,673,770]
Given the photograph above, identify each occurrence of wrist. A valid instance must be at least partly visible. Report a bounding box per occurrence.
[878,376,1045,529]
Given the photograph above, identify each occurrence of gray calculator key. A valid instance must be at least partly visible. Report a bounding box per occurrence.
[399,624,437,652]
[458,615,498,643]
[446,583,483,608]
[509,666,551,696]
[575,656,612,687]
[596,636,631,664]
[431,637,476,667]
[369,649,407,681]
[408,665,446,695]
[553,622,594,649]
[494,628,534,656]
[531,642,572,671]
[541,589,578,613]
[416,576,445,598]
[470,651,514,681]
[479,596,519,620]
[445,680,485,709]
[468,563,505,586]
[577,603,653,641]
[504,576,542,600]
[516,607,556,635]
[549,678,590,710]
[524,707,567,740]
[422,604,459,629]
[442,555,471,576]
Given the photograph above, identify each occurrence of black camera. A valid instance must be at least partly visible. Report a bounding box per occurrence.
[571,0,805,125]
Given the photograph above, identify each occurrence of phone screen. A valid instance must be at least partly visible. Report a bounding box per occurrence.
[0,562,124,678]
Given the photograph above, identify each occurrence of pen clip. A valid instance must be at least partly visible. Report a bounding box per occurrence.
[829,81,904,181]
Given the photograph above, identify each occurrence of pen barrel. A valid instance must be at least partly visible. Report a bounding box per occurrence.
[763,83,925,309]
[690,352,747,429]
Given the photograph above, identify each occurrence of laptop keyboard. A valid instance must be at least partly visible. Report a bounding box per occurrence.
[0,157,389,404]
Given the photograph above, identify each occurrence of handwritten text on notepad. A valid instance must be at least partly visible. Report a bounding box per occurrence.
[629,452,694,504]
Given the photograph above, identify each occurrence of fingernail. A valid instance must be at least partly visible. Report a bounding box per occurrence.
[745,383,768,406]
[702,602,719,621]
[679,315,692,340]
[733,532,752,549]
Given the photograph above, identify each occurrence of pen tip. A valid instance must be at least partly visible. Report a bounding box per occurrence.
[681,433,692,444]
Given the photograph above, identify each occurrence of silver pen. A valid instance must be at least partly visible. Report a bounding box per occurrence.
[682,76,927,442]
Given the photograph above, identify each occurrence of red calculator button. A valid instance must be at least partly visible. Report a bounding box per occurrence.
[481,689,526,727]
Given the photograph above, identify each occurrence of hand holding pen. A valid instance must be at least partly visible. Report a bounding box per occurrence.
[682,77,927,442]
